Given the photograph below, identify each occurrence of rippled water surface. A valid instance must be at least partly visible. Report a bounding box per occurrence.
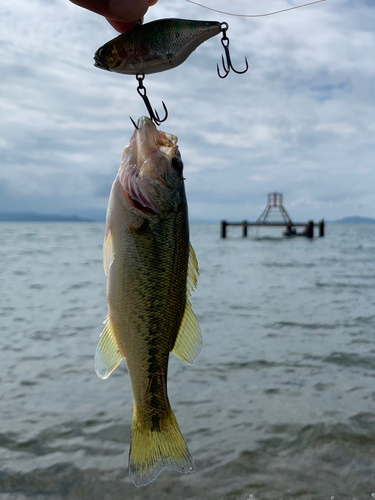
[0,222,374,500]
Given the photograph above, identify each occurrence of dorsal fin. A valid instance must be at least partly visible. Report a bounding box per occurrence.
[172,243,201,365]
[187,242,199,297]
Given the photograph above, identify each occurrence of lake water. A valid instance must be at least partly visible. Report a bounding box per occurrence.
[0,222,374,500]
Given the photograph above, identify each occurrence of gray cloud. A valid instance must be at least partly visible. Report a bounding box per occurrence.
[0,0,374,221]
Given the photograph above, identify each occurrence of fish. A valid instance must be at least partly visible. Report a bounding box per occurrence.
[94,18,221,74]
[95,116,201,487]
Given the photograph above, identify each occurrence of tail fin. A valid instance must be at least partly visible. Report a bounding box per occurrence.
[129,404,194,487]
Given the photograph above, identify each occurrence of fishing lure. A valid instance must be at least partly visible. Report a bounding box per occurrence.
[93,1,328,124]
[94,19,246,76]
[94,18,247,125]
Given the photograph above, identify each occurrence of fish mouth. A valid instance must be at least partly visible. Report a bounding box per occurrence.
[135,117,156,136]
[119,117,179,216]
[135,117,178,155]
[93,56,110,71]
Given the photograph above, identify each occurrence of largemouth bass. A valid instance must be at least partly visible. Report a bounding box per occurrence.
[95,116,201,487]
[94,18,221,75]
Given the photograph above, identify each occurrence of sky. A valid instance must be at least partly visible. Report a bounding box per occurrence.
[0,0,374,221]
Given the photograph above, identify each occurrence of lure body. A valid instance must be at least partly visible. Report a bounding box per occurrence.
[94,18,221,75]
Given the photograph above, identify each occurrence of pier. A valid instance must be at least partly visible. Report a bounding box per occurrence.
[221,193,325,239]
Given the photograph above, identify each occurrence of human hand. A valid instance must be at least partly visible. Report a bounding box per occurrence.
[69,0,159,33]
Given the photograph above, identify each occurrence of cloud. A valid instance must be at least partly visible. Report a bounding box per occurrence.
[0,0,374,221]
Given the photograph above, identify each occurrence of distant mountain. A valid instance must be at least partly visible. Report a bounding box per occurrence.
[0,212,94,222]
[334,216,375,224]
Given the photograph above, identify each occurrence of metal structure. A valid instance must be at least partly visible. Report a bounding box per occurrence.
[220,192,325,239]
[256,192,293,225]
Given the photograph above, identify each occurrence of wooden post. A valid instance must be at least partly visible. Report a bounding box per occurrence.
[319,219,325,237]
[221,220,227,239]
[242,220,248,237]
[305,220,314,238]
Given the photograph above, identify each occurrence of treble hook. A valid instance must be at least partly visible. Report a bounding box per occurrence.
[217,22,249,79]
[136,73,168,126]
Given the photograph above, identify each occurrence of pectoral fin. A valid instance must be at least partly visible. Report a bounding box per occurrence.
[103,226,114,277]
[172,243,201,365]
[95,317,123,379]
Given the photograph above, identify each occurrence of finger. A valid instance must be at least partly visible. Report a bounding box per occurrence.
[69,0,149,22]
[105,19,138,33]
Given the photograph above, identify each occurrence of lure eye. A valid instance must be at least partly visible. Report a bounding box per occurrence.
[98,47,109,59]
[172,156,183,176]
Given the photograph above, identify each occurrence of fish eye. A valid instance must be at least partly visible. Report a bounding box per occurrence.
[172,156,183,175]
[98,47,109,59]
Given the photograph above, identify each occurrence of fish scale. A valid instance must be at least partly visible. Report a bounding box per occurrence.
[95,117,201,487]
[94,19,221,75]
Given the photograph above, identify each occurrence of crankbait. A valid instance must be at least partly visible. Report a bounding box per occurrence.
[94,19,246,76]
[93,2,327,124]
[94,18,247,125]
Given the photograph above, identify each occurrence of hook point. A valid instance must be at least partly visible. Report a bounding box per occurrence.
[129,116,138,129]
[217,58,230,79]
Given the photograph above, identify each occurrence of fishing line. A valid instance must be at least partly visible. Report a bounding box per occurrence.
[185,0,327,18]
